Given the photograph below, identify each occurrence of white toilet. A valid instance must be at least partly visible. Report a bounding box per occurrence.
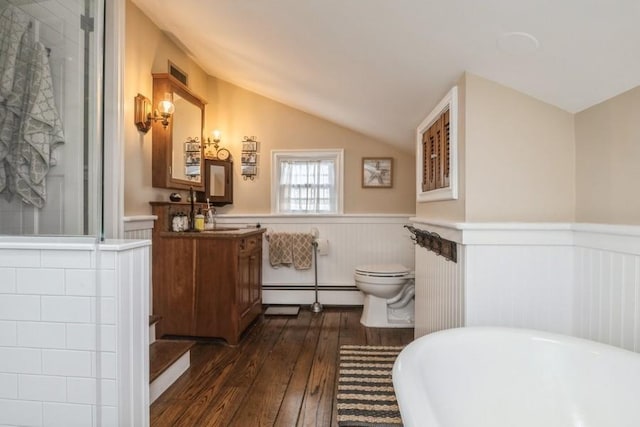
[354,264,415,328]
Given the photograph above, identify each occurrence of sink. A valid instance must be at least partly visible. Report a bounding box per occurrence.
[202,227,239,232]
[183,227,240,233]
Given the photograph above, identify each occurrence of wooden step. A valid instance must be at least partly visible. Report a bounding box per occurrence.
[149,315,162,345]
[149,314,162,326]
[150,339,195,383]
[149,339,196,403]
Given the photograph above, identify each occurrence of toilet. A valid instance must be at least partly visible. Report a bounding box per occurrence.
[354,264,415,328]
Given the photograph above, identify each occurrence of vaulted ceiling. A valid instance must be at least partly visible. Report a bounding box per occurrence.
[132,0,640,151]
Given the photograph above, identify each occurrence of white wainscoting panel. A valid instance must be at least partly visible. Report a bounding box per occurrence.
[217,215,414,305]
[101,240,150,427]
[123,216,157,240]
[412,219,576,337]
[412,219,640,354]
[573,224,640,352]
[414,246,465,338]
[465,244,574,334]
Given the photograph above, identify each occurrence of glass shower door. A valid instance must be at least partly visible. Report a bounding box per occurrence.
[0,0,103,237]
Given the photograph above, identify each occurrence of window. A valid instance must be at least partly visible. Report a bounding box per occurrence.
[416,86,458,202]
[271,150,344,214]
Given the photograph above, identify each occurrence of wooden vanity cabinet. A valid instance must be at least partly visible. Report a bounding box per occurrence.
[236,236,263,333]
[150,203,264,345]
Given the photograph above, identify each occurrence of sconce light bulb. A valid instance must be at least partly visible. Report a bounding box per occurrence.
[158,100,175,115]
[212,130,221,142]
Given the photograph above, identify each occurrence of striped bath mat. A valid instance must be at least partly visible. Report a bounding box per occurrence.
[337,345,404,426]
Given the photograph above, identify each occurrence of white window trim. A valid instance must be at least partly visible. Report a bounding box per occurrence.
[416,86,459,202]
[271,149,344,215]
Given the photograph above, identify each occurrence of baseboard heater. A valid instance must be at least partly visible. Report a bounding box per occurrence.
[262,284,358,291]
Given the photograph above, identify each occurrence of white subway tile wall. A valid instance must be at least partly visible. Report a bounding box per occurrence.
[0,241,150,427]
[0,347,42,374]
[0,249,41,268]
[42,350,93,377]
[65,324,96,351]
[41,250,92,269]
[18,374,67,402]
[17,322,66,349]
[0,295,41,320]
[43,402,93,427]
[0,398,43,426]
[0,321,17,346]
[99,352,117,379]
[0,373,18,398]
[66,377,97,404]
[17,269,65,295]
[0,268,17,293]
[65,269,96,296]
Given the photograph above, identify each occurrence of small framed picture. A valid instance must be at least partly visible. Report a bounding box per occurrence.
[242,165,257,176]
[241,152,257,164]
[362,157,393,188]
[242,140,257,152]
[185,152,201,165]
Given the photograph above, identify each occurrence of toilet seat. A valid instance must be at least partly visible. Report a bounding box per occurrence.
[355,264,410,278]
[354,263,415,328]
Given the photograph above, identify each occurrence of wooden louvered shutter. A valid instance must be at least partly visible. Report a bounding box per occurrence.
[442,109,450,188]
[421,131,429,192]
[421,108,450,192]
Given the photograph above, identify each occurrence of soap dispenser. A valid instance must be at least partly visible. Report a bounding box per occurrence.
[194,209,205,231]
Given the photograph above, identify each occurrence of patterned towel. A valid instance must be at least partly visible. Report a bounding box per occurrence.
[0,5,30,196]
[268,232,293,267]
[0,5,64,206]
[291,232,313,270]
[11,39,65,208]
[268,232,314,270]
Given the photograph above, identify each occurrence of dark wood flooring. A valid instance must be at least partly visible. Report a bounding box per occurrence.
[150,306,414,426]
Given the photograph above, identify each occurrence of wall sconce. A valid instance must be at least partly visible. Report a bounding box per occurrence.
[205,130,231,160]
[134,93,175,134]
[206,130,222,149]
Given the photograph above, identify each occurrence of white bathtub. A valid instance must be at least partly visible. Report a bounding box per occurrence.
[392,327,640,427]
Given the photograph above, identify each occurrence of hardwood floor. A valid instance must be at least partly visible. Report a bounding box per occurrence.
[151,306,414,426]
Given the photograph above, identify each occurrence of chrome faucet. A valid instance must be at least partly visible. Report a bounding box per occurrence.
[209,207,217,229]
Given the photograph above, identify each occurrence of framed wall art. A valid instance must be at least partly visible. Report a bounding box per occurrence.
[362,157,393,188]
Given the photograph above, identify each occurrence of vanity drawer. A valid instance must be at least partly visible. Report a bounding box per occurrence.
[239,235,261,254]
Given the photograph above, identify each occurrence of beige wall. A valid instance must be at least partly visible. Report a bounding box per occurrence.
[207,78,415,215]
[464,74,575,222]
[416,73,640,225]
[415,74,467,222]
[124,0,415,216]
[575,86,640,225]
[416,73,575,223]
[124,0,209,215]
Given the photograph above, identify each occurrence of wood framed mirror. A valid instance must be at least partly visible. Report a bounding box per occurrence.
[151,73,207,191]
[203,159,233,206]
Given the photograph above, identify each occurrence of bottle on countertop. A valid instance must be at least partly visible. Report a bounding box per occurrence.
[194,209,205,232]
[171,213,182,232]
[180,212,189,231]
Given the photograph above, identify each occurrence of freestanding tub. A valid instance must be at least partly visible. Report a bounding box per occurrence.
[392,327,640,427]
